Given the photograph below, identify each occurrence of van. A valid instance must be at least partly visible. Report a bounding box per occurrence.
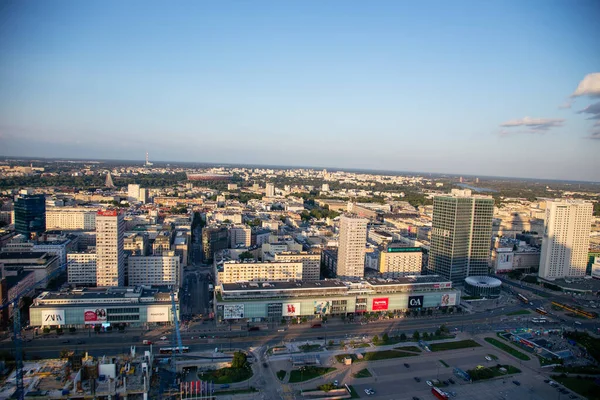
[575,321,582,325]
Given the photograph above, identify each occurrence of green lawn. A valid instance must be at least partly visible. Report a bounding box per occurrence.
[353,368,373,378]
[484,338,530,361]
[554,365,600,374]
[289,367,336,383]
[439,360,450,367]
[393,345,421,353]
[200,366,253,384]
[553,376,600,400]
[276,370,287,381]
[505,309,531,316]
[429,340,481,352]
[467,365,521,381]
[361,350,414,361]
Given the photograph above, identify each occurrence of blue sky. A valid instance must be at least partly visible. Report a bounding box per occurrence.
[1,1,599,181]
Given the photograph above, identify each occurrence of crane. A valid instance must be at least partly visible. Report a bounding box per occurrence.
[170,288,183,354]
[0,264,67,400]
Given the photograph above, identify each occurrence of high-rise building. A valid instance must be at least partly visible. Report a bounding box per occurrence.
[229,225,251,248]
[95,210,125,287]
[14,194,46,239]
[46,207,96,230]
[429,189,494,284]
[265,183,275,197]
[379,244,423,278]
[67,250,97,286]
[201,226,229,263]
[336,214,368,280]
[127,184,140,202]
[538,199,593,280]
[128,252,181,287]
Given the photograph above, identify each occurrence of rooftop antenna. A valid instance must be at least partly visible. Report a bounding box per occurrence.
[145,152,153,167]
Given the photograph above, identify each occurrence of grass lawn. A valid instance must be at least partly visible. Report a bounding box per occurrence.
[554,365,600,374]
[439,360,450,367]
[354,343,371,348]
[362,350,414,361]
[553,376,600,400]
[394,346,421,353]
[505,309,531,316]
[289,367,336,383]
[484,338,530,361]
[201,366,253,384]
[467,364,521,381]
[353,368,373,378]
[429,340,481,352]
[276,370,287,381]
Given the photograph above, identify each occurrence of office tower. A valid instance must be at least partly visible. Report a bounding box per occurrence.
[95,210,125,287]
[538,199,593,280]
[265,183,275,197]
[336,214,368,280]
[127,184,140,202]
[14,194,46,239]
[138,188,148,204]
[67,251,97,286]
[429,189,494,284]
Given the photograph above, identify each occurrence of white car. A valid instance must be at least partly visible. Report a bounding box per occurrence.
[485,356,492,361]
[364,388,375,395]
[426,380,433,387]
[160,336,168,340]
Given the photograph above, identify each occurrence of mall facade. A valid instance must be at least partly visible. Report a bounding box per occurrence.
[214,275,460,322]
[29,286,179,329]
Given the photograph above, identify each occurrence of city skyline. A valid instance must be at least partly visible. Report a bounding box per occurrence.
[1,1,599,181]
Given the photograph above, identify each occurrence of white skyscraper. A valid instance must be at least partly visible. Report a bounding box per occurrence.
[336,214,368,280]
[96,210,125,287]
[127,184,140,202]
[265,183,275,197]
[539,199,593,280]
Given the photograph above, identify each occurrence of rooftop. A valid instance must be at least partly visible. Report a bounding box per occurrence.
[365,275,450,286]
[222,280,346,292]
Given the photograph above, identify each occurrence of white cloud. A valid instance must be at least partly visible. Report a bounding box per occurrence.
[571,73,600,98]
[578,102,600,119]
[500,116,564,132]
[558,100,573,109]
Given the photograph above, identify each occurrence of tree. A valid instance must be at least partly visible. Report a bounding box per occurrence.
[440,324,449,334]
[238,251,254,260]
[435,329,442,337]
[422,332,429,340]
[59,349,71,359]
[400,333,407,341]
[382,333,389,344]
[231,351,247,369]
[372,335,380,344]
[413,331,420,341]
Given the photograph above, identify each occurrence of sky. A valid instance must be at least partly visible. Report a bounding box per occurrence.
[1,1,599,181]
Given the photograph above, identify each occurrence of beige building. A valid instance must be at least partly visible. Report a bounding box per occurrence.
[337,214,368,280]
[217,260,303,284]
[128,252,182,287]
[124,232,149,256]
[46,207,97,230]
[264,251,321,281]
[96,210,125,287]
[67,250,97,286]
[379,245,423,278]
[539,199,593,280]
[229,225,251,248]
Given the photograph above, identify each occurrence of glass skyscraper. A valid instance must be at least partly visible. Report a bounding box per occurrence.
[14,194,46,239]
[429,189,494,284]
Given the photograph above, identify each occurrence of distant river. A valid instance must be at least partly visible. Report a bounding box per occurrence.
[456,183,498,193]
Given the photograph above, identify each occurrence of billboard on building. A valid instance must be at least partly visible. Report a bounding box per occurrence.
[313,300,330,315]
[84,309,107,324]
[42,309,65,326]
[147,306,170,322]
[441,293,457,307]
[282,303,300,317]
[407,295,424,309]
[372,298,389,311]
[223,304,244,319]
[433,282,452,289]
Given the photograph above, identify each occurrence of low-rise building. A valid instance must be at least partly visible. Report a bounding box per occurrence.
[46,207,97,230]
[263,251,321,281]
[216,259,303,284]
[378,244,423,278]
[0,251,60,288]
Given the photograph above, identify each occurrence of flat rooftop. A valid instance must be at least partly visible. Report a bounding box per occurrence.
[541,277,600,292]
[366,275,450,286]
[222,280,346,291]
[34,286,174,302]
[0,251,49,260]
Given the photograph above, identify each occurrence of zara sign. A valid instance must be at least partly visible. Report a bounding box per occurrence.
[41,309,65,326]
[407,296,424,309]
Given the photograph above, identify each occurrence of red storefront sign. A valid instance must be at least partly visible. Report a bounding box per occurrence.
[372,298,389,311]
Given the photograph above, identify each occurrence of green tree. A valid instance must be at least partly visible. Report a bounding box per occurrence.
[435,329,442,337]
[400,333,407,341]
[372,335,379,344]
[440,324,449,334]
[413,331,420,341]
[382,333,389,344]
[231,351,247,369]
[238,251,254,260]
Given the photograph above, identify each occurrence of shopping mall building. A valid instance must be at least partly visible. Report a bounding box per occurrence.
[29,286,179,329]
[214,275,460,322]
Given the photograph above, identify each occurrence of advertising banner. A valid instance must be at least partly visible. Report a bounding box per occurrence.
[433,282,452,289]
[42,309,65,326]
[147,306,170,322]
[372,298,389,311]
[223,304,244,319]
[313,300,330,315]
[84,309,107,324]
[407,295,424,309]
[282,303,300,317]
[441,293,457,307]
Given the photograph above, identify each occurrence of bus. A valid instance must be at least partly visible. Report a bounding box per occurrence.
[431,387,449,400]
[535,307,548,315]
[159,347,190,354]
[517,294,529,304]
[532,318,547,324]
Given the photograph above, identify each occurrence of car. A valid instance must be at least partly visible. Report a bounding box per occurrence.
[160,336,167,340]
[262,363,268,368]
[404,363,410,368]
[512,380,521,386]
[248,326,260,331]
[414,377,421,382]
[333,380,338,386]
[317,336,325,340]
[442,380,449,385]
[277,328,286,332]
[485,356,492,361]
[61,340,70,344]
[220,384,230,389]
[364,388,375,395]
[413,397,420,400]
[426,380,433,387]
[543,379,550,383]
[560,389,569,394]
[569,395,577,399]
[448,378,455,384]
